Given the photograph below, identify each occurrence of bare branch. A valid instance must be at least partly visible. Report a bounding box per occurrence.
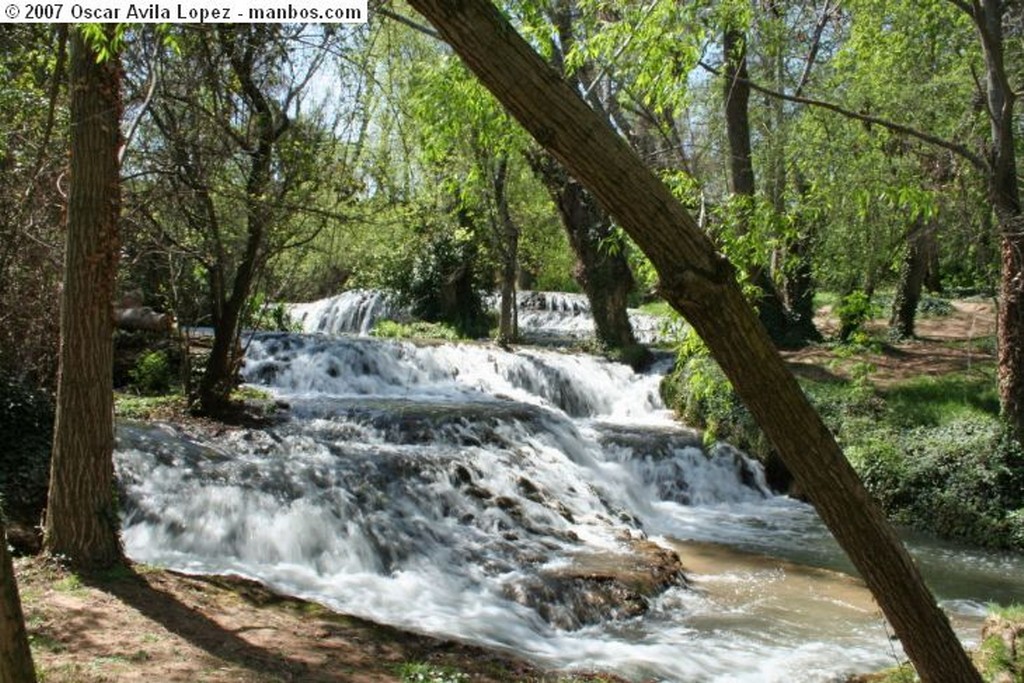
[374,4,441,40]
[794,0,835,98]
[698,60,989,172]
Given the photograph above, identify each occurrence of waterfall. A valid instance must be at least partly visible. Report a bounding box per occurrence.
[286,289,682,344]
[114,331,1008,682]
[288,289,399,336]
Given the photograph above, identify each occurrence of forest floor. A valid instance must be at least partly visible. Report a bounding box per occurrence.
[12,298,1001,683]
[785,298,997,385]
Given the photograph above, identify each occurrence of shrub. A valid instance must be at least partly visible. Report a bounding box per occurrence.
[0,376,53,527]
[836,290,875,342]
[129,350,173,395]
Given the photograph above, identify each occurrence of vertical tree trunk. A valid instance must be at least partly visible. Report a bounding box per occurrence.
[1,518,37,683]
[406,3,983,681]
[197,28,288,416]
[43,27,124,569]
[969,0,1024,438]
[529,155,647,362]
[889,219,930,340]
[722,27,793,346]
[493,156,519,345]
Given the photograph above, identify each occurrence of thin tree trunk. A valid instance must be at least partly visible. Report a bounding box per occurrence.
[1,518,37,683]
[43,27,124,569]
[493,155,518,345]
[198,28,288,416]
[722,27,792,346]
[405,3,982,681]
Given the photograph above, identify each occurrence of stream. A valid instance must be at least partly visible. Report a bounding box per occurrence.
[116,292,1024,682]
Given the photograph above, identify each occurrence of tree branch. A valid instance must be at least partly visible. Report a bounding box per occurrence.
[698,59,988,172]
[374,4,441,40]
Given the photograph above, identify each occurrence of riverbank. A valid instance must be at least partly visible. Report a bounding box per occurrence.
[14,555,628,683]
[662,298,1024,551]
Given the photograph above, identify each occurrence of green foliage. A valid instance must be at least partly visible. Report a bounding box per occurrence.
[384,227,492,339]
[836,291,876,342]
[0,375,53,525]
[370,320,461,342]
[663,338,1022,548]
[129,351,172,396]
[977,608,1024,682]
[114,393,184,420]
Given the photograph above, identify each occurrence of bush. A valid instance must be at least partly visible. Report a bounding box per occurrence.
[370,320,461,341]
[0,376,53,527]
[836,290,876,342]
[663,349,1024,549]
[384,229,492,339]
[129,350,173,395]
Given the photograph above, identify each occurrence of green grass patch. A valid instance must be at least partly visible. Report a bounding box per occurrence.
[371,320,462,342]
[114,392,186,420]
[879,373,999,428]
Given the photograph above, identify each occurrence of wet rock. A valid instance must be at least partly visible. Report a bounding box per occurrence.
[504,539,686,630]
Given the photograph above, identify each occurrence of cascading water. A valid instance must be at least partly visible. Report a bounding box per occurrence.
[288,289,399,336]
[287,289,682,344]
[116,329,1024,682]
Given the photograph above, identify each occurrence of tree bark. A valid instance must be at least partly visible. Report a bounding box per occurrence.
[722,27,794,346]
[889,219,930,340]
[492,155,519,345]
[405,2,981,681]
[529,155,640,352]
[532,1,644,360]
[969,0,1024,438]
[1,518,37,683]
[43,27,124,569]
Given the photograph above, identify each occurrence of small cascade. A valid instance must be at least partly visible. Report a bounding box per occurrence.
[288,288,682,344]
[242,333,670,420]
[288,289,400,336]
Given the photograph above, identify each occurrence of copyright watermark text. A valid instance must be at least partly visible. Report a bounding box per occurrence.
[1,0,366,22]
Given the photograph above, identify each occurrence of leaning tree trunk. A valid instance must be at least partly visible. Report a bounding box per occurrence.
[1,518,37,683]
[43,27,124,569]
[406,3,982,681]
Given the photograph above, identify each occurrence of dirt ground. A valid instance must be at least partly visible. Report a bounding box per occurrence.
[785,299,997,386]
[14,556,622,683]
[11,301,999,683]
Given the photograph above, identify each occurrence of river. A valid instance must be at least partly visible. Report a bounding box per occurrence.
[115,292,1024,682]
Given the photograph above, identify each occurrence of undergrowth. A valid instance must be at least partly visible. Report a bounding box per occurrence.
[661,337,1023,550]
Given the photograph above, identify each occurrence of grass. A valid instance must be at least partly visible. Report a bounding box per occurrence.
[114,392,186,420]
[879,373,999,428]
[397,663,469,683]
[371,320,462,341]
